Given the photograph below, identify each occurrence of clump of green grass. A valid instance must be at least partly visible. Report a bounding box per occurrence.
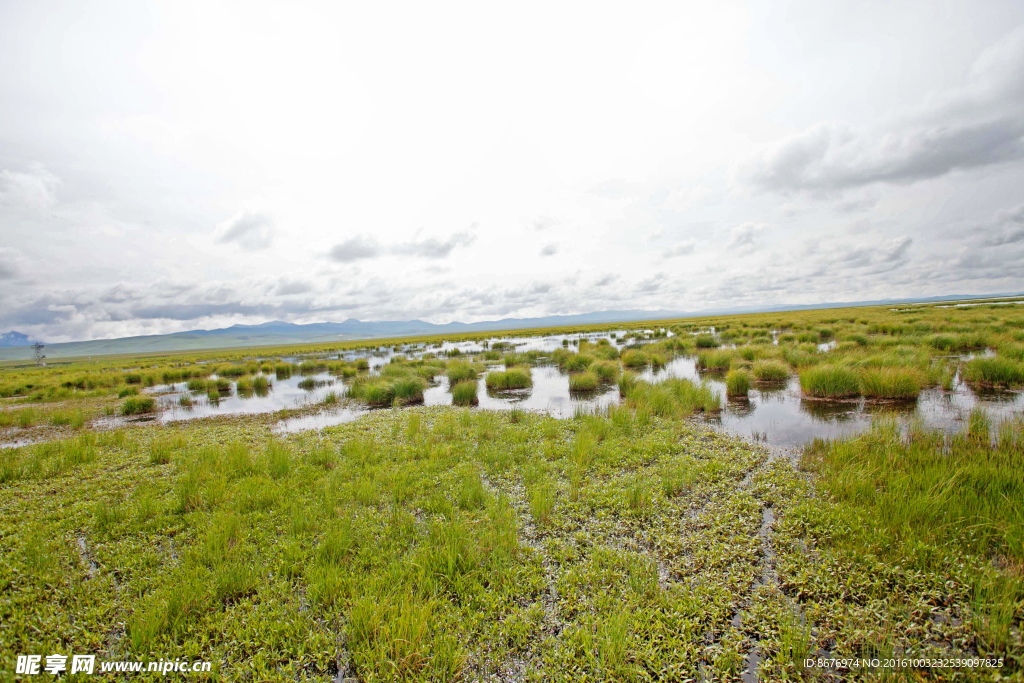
[446,362,478,384]
[568,371,599,393]
[859,367,921,399]
[530,482,555,525]
[696,349,734,371]
[485,368,532,390]
[149,442,172,465]
[118,387,139,398]
[186,378,206,391]
[620,349,649,368]
[121,396,156,416]
[451,380,478,406]
[561,354,594,373]
[695,333,718,348]
[799,365,861,398]
[752,359,789,382]
[624,378,720,417]
[49,409,85,428]
[208,378,232,394]
[963,357,1024,387]
[348,374,427,407]
[617,371,639,397]
[591,360,620,382]
[725,369,751,397]
[251,375,271,395]
[392,377,427,403]
[274,363,292,379]
[234,377,253,395]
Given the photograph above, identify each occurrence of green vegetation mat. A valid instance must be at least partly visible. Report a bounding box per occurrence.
[2,403,1021,680]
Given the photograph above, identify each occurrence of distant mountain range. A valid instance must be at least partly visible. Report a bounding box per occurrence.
[0,331,34,347]
[0,310,683,360]
[1,293,1019,360]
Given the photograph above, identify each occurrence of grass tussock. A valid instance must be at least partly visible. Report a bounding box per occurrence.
[623,378,720,417]
[620,349,649,368]
[591,360,621,383]
[963,357,1024,387]
[859,367,921,399]
[348,370,428,407]
[451,380,478,406]
[725,369,751,397]
[799,365,861,398]
[121,396,156,416]
[694,333,718,349]
[485,369,532,391]
[696,349,734,371]
[446,362,479,384]
[568,371,599,393]
[752,359,789,382]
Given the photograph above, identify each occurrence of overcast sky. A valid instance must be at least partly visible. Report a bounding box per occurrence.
[2,1,1024,342]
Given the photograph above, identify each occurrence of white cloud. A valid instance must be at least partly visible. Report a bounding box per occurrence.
[0,247,27,279]
[3,5,1024,342]
[739,25,1024,197]
[213,209,274,250]
[980,203,1024,245]
[662,241,696,258]
[726,223,766,251]
[0,164,59,212]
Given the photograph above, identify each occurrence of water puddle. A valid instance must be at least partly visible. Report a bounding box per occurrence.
[151,372,342,422]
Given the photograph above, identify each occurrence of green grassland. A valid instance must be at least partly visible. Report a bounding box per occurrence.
[1,300,1023,680]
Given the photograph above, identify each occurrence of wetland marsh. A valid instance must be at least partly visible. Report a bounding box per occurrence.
[1,301,1022,680]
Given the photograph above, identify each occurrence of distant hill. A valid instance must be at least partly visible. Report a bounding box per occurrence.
[0,310,683,360]
[1,293,1019,360]
[0,331,33,347]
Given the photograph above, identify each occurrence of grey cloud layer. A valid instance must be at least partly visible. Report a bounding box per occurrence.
[327,230,476,263]
[741,26,1024,197]
[981,203,1024,246]
[213,209,275,250]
